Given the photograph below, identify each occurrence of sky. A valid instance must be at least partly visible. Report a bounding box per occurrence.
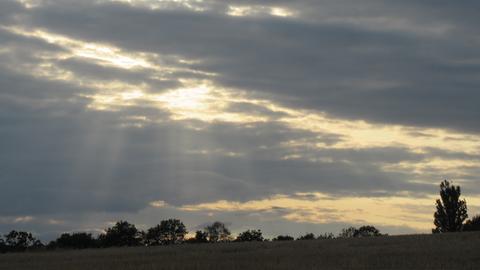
[1,0,480,240]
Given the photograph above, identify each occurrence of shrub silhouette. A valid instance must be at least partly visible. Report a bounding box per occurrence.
[317,233,335,240]
[235,229,264,242]
[433,180,468,233]
[355,226,382,237]
[272,235,294,241]
[99,220,142,247]
[463,215,480,231]
[49,232,98,249]
[297,233,315,240]
[338,226,383,238]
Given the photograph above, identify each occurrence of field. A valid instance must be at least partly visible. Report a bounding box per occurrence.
[1,232,479,270]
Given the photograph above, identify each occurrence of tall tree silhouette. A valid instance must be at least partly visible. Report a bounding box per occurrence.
[433,180,468,233]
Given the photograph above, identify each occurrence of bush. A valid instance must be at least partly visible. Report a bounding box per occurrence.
[297,233,315,241]
[272,235,294,241]
[463,215,480,231]
[317,233,335,240]
[235,229,264,242]
[338,226,383,238]
[49,232,98,249]
[355,226,382,237]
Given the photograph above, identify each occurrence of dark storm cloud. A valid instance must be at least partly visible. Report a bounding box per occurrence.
[10,0,480,133]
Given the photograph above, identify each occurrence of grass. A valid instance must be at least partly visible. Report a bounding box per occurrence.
[0,232,479,270]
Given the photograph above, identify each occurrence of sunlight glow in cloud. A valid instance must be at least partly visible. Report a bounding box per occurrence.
[6,23,477,188]
[281,112,480,154]
[4,24,479,207]
[17,0,42,8]
[149,200,169,208]
[227,5,295,18]
[269,7,295,17]
[179,193,480,231]
[4,26,154,70]
[153,81,272,123]
[156,83,211,112]
[105,0,206,11]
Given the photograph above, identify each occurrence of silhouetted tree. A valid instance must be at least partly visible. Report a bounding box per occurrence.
[4,230,43,252]
[145,219,187,246]
[235,229,264,242]
[0,237,6,253]
[272,235,294,241]
[338,227,357,238]
[205,221,231,243]
[99,221,142,247]
[317,233,335,240]
[185,230,209,244]
[433,180,468,233]
[463,215,480,231]
[49,232,98,249]
[145,226,162,246]
[297,233,316,240]
[338,226,383,238]
[354,226,382,237]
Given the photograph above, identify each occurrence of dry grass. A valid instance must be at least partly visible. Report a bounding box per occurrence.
[1,232,479,270]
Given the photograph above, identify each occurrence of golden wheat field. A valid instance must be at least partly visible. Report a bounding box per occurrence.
[1,232,479,270]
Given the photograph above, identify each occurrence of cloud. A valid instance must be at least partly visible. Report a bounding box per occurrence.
[11,0,480,132]
[0,0,479,239]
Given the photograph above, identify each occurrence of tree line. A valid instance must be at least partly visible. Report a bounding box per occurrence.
[0,220,386,253]
[1,180,479,253]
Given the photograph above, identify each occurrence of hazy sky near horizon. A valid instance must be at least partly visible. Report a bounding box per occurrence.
[1,0,480,240]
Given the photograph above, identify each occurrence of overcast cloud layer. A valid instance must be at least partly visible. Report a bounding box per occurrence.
[1,0,480,240]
